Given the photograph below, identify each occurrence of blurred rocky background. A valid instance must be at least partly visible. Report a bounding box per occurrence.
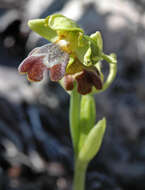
[0,0,145,189]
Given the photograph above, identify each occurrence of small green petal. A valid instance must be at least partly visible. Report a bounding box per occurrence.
[90,31,103,55]
[83,43,92,66]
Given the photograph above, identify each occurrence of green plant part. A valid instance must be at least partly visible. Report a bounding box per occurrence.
[78,118,106,162]
[79,95,96,150]
[18,14,117,190]
[70,92,107,190]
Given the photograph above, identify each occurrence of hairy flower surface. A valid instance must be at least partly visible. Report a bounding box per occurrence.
[18,43,69,81]
[18,14,117,94]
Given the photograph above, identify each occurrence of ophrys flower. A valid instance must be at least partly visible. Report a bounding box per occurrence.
[18,14,117,95]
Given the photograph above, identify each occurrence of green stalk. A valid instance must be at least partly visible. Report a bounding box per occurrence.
[69,85,88,190]
[73,159,88,190]
[69,83,81,155]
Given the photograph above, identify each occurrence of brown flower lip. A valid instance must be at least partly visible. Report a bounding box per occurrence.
[18,55,47,82]
[18,43,69,82]
[76,69,102,95]
[64,69,102,95]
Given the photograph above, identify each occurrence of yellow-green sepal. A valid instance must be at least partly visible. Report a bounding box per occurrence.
[47,14,84,32]
[28,19,58,42]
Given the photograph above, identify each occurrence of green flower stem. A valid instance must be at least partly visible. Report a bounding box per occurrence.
[70,84,88,189]
[69,83,81,155]
[73,159,88,190]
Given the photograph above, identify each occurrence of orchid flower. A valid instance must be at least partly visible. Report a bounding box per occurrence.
[18,14,117,95]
